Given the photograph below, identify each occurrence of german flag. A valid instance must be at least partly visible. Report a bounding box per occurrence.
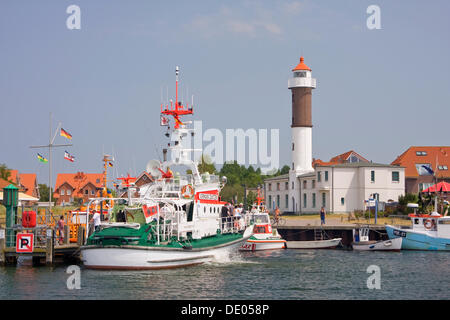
[60,128,72,140]
[108,162,113,167]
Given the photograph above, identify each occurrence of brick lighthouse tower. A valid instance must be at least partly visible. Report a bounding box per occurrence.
[288,56,317,212]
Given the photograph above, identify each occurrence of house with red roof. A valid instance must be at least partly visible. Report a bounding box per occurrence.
[5,170,40,199]
[391,146,450,193]
[312,150,369,167]
[265,150,404,214]
[53,172,103,205]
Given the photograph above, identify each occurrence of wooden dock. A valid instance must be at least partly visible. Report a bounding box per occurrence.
[277,224,388,248]
[0,226,84,266]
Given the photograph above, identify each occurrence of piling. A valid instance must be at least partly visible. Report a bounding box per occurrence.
[0,229,5,266]
[64,225,70,245]
[46,229,54,265]
[77,226,85,246]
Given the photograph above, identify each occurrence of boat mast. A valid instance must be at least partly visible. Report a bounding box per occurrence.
[160,66,201,183]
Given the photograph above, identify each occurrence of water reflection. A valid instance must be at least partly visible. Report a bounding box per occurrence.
[1,250,450,299]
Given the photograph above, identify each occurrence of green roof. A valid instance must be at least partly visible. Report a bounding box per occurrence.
[3,184,18,190]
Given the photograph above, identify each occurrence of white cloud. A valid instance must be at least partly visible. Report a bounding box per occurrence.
[185,3,292,38]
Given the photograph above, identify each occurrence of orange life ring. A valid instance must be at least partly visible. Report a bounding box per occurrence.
[181,184,194,199]
[424,219,435,230]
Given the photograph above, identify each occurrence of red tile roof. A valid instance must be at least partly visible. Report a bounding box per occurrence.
[391,146,450,178]
[313,150,369,167]
[53,172,103,198]
[0,178,13,190]
[6,170,18,184]
[18,173,38,197]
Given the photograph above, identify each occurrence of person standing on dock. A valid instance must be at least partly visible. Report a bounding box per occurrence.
[57,216,65,245]
[320,207,326,225]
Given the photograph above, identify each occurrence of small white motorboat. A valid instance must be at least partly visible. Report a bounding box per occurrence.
[352,226,402,251]
[352,238,402,251]
[286,238,342,249]
[239,211,286,251]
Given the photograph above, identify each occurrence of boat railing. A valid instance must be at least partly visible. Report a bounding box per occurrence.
[2,225,53,249]
[220,216,245,234]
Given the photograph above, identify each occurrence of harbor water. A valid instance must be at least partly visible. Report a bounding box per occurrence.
[1,249,449,300]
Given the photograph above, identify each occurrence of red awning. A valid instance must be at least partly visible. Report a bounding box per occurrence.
[422,181,450,193]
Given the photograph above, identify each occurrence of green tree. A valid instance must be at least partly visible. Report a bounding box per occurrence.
[197,154,217,174]
[398,193,419,214]
[0,163,13,183]
[280,165,290,175]
[38,184,50,202]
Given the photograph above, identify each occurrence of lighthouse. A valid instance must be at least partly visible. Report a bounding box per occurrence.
[288,56,316,212]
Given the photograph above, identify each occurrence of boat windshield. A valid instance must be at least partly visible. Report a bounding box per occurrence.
[251,214,269,224]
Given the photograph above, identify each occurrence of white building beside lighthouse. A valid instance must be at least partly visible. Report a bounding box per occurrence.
[264,57,405,214]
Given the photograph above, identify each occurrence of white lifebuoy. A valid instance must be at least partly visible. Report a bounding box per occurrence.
[181,184,194,199]
[424,219,435,230]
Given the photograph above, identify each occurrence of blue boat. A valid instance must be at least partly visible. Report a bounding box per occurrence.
[386,212,450,251]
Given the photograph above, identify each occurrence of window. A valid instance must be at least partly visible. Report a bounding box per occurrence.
[91,190,95,195]
[322,193,326,207]
[416,151,427,156]
[303,180,307,189]
[292,163,294,170]
[294,71,307,78]
[303,193,307,208]
[85,189,88,195]
[371,170,375,182]
[419,183,433,192]
[325,171,329,182]
[61,189,65,196]
[292,182,294,190]
[392,171,400,182]
[312,193,316,208]
[277,183,280,191]
[285,194,289,209]
[341,197,345,205]
[416,164,433,176]
[285,182,289,190]
[292,143,295,151]
[67,189,71,195]
[438,165,448,170]
[312,180,315,189]
[317,171,321,182]
[277,195,280,208]
[268,196,272,209]
[96,179,100,183]
[268,183,272,191]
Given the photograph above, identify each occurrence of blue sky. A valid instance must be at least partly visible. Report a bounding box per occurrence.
[1,1,449,186]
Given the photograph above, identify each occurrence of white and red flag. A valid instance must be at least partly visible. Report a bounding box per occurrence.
[64,150,75,162]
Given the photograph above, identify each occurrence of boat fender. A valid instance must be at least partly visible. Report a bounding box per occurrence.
[423,219,435,230]
[182,245,193,250]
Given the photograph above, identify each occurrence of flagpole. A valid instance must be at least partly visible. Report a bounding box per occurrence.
[49,112,52,214]
[30,112,72,217]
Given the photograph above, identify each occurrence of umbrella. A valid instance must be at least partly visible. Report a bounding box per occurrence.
[421,182,450,193]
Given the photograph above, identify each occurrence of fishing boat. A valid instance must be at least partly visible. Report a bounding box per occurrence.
[351,226,402,251]
[80,67,253,269]
[386,211,450,251]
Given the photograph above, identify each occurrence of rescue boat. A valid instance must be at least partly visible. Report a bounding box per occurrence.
[80,67,253,269]
[240,210,286,251]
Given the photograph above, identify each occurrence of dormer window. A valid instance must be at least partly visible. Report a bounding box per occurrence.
[416,151,427,156]
[294,71,307,78]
